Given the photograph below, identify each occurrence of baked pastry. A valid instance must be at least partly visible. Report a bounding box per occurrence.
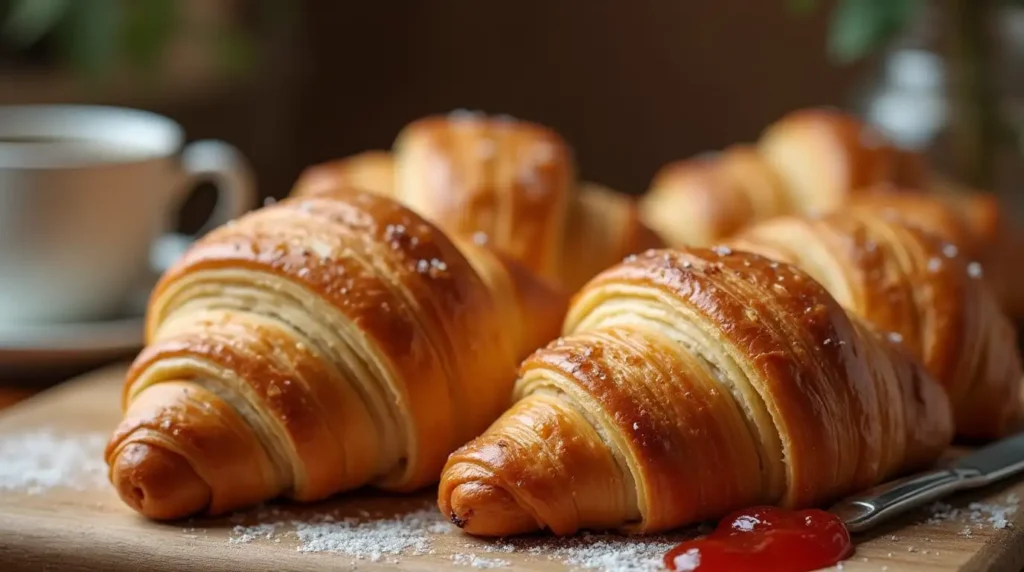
[757,107,907,215]
[439,247,953,536]
[392,114,575,283]
[560,182,664,292]
[846,190,978,252]
[640,108,911,246]
[292,113,662,291]
[105,189,568,520]
[729,207,1023,438]
[638,108,1024,315]
[639,145,790,247]
[291,151,395,198]
[845,188,1024,319]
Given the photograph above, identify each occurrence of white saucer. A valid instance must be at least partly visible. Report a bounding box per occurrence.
[0,314,144,370]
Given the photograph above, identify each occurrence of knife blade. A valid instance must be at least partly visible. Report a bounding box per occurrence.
[830,431,1024,533]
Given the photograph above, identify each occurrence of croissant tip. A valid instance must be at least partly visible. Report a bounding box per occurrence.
[444,481,540,537]
[449,509,470,528]
[109,442,212,521]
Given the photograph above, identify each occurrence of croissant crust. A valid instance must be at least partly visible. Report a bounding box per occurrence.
[730,208,1023,438]
[106,190,566,520]
[439,247,953,536]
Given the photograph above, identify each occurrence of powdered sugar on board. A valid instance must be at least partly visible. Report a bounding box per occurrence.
[451,553,513,568]
[492,533,680,572]
[0,428,108,494]
[924,493,1020,530]
[225,501,690,571]
[294,507,443,561]
[219,487,1024,571]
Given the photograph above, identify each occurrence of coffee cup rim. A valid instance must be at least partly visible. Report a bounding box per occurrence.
[0,104,185,169]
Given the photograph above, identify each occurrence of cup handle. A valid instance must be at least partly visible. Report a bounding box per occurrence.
[150,139,257,274]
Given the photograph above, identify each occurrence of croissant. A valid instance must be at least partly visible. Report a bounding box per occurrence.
[846,190,980,253]
[639,145,791,247]
[757,107,909,214]
[728,207,1023,439]
[291,151,395,198]
[105,189,568,520]
[929,178,1004,245]
[844,188,1024,319]
[439,247,954,537]
[291,113,662,291]
[560,182,665,292]
[391,114,576,283]
[640,108,911,246]
[638,108,1024,318]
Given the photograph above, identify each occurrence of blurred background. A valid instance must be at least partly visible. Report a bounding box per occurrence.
[4,0,1022,225]
[1,0,1023,402]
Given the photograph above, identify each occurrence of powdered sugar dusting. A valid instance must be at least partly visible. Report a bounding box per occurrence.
[226,501,688,571]
[452,552,511,568]
[925,493,1019,530]
[295,507,441,562]
[514,533,679,572]
[0,429,108,494]
[229,523,278,545]
[228,505,447,564]
[466,531,684,572]
[220,489,1023,570]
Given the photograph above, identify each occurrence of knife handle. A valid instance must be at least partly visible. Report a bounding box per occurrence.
[829,467,980,533]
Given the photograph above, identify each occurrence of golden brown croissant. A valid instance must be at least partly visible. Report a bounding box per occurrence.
[560,182,665,292]
[638,107,1024,315]
[391,114,575,283]
[291,151,395,198]
[757,107,908,214]
[639,145,791,247]
[640,108,910,247]
[439,247,953,537]
[105,189,568,521]
[846,190,980,253]
[728,208,1023,439]
[292,113,662,291]
[844,188,1024,319]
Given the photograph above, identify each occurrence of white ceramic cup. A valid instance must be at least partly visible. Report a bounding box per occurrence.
[0,104,256,324]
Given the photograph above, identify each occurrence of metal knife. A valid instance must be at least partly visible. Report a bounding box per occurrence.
[830,431,1024,533]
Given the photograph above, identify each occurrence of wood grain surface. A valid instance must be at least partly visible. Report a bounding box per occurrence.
[1,365,1023,572]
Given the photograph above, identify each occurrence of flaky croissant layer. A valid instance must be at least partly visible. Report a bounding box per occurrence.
[729,206,1024,439]
[845,188,1024,319]
[106,190,567,520]
[439,247,954,537]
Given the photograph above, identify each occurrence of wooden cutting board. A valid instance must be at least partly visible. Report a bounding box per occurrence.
[2,365,1024,572]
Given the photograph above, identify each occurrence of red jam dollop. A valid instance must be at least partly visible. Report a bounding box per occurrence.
[664,506,853,572]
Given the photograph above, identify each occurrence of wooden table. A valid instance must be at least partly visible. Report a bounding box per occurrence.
[2,365,1024,571]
